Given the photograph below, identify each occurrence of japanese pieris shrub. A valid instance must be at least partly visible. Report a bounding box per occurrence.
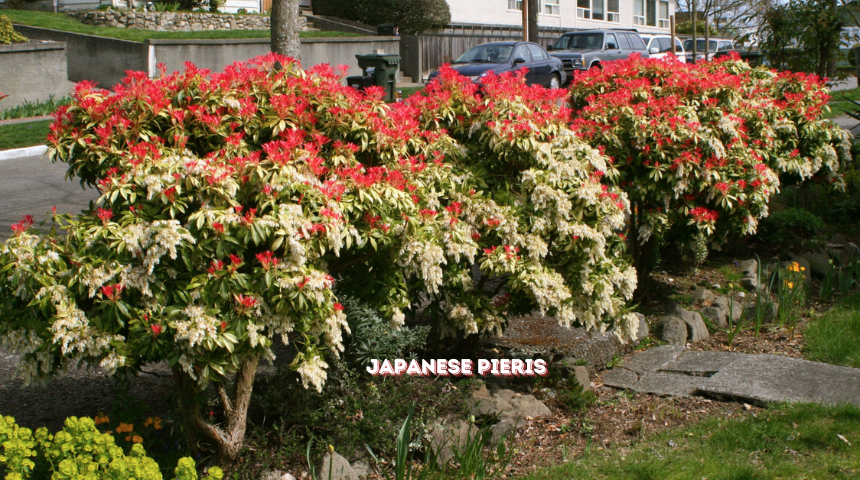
[0,55,635,465]
[570,54,851,272]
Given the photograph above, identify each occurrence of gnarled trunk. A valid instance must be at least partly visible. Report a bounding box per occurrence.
[173,356,259,466]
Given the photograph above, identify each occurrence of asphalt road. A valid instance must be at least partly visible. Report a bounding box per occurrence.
[0,153,98,241]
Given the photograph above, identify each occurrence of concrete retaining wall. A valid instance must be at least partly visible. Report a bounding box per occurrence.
[147,36,399,80]
[13,25,400,87]
[0,41,70,110]
[13,25,147,88]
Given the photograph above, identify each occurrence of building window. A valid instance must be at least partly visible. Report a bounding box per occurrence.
[508,0,522,11]
[545,0,560,15]
[658,0,669,28]
[607,0,620,22]
[592,0,604,20]
[577,0,590,19]
[633,0,645,26]
[646,0,656,26]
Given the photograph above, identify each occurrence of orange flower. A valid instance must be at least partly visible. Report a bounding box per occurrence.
[94,413,110,425]
[143,417,153,428]
[116,422,133,434]
[132,435,144,444]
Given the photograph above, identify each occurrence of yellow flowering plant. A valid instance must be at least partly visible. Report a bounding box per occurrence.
[777,261,807,335]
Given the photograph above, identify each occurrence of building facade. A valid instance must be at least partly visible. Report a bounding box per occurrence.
[445,0,676,35]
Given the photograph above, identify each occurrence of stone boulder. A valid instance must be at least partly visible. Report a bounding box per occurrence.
[800,250,832,277]
[787,254,813,291]
[557,358,590,390]
[319,452,359,480]
[701,306,727,329]
[739,259,759,291]
[712,295,744,323]
[690,289,716,306]
[667,302,709,343]
[507,394,552,420]
[429,419,479,464]
[260,472,296,480]
[656,316,687,345]
[743,299,779,324]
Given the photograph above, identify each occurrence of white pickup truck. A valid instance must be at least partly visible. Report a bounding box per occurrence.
[681,37,737,63]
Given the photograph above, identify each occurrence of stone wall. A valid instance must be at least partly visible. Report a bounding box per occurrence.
[66,10,306,32]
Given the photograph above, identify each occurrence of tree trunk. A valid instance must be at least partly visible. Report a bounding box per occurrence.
[173,356,259,466]
[527,0,540,44]
[271,0,302,62]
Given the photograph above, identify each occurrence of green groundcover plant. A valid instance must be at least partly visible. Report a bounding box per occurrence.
[570,54,851,275]
[0,56,636,465]
[0,415,222,479]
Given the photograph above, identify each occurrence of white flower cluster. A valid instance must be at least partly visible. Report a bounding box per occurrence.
[174,305,220,348]
[399,241,447,294]
[297,354,328,392]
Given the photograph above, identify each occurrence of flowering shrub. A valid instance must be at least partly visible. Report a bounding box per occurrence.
[570,54,851,272]
[0,415,222,480]
[0,55,637,464]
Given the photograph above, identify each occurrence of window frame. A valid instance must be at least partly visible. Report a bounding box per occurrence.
[657,0,670,28]
[607,0,620,22]
[577,0,591,19]
[507,0,523,12]
[544,0,560,16]
[633,0,645,26]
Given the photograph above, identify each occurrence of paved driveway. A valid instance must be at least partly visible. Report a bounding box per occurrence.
[0,153,98,241]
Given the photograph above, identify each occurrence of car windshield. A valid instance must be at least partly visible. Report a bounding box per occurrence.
[682,39,718,52]
[454,45,514,64]
[554,33,604,50]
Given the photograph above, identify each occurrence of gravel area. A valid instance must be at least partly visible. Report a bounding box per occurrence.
[0,348,175,432]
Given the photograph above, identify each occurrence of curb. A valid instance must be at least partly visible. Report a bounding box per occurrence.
[0,115,53,126]
[0,145,48,161]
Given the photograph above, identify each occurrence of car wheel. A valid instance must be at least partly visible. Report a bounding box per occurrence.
[549,74,561,89]
[589,62,602,71]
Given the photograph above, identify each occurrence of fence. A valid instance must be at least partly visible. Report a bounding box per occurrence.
[402,25,569,83]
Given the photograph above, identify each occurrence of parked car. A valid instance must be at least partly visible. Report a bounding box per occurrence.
[681,37,736,63]
[639,34,685,61]
[547,29,651,81]
[426,41,566,89]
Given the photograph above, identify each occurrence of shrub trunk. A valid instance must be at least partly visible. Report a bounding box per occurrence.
[173,356,259,466]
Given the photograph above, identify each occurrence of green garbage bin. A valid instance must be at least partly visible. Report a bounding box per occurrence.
[738,51,763,67]
[355,53,401,103]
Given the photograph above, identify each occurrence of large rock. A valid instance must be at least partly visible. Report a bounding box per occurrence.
[801,250,832,277]
[701,306,727,329]
[787,253,813,291]
[633,312,649,342]
[712,296,744,323]
[656,316,687,345]
[739,259,759,291]
[489,418,517,445]
[667,302,709,343]
[319,452,359,480]
[260,472,296,480]
[690,289,716,306]
[557,358,590,391]
[429,420,479,464]
[743,300,779,324]
[506,394,551,420]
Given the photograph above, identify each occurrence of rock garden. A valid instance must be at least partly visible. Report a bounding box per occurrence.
[0,51,859,480]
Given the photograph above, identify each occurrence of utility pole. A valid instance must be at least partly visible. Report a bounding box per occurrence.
[691,0,697,63]
[528,0,540,43]
[670,15,676,54]
[704,17,710,61]
[522,0,528,41]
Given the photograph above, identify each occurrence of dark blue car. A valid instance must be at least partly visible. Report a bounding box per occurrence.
[426,41,566,89]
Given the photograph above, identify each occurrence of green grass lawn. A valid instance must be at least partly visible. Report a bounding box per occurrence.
[826,86,860,118]
[804,292,860,368]
[4,10,360,42]
[0,120,51,151]
[527,402,860,480]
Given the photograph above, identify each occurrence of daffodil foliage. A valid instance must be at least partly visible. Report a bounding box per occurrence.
[570,54,851,265]
[0,56,639,462]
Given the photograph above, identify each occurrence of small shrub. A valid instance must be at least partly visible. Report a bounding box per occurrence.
[0,15,28,45]
[342,295,429,368]
[776,261,807,334]
[759,208,825,243]
[0,415,222,480]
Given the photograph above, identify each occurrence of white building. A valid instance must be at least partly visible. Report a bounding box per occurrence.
[445,0,676,35]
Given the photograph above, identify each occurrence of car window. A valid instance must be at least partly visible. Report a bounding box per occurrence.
[682,39,718,52]
[527,44,548,61]
[657,38,672,52]
[617,33,631,49]
[513,45,532,63]
[624,33,647,50]
[555,33,604,50]
[718,41,733,51]
[676,38,683,51]
[454,44,514,64]
[605,33,618,49]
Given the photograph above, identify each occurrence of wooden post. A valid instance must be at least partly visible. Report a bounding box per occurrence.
[855,47,860,83]
[670,15,676,54]
[704,18,710,61]
[522,0,528,41]
[691,0,697,63]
